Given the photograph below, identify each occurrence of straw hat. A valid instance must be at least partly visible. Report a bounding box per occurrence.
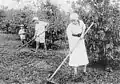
[32,17,39,21]
[70,13,79,20]
[19,24,24,27]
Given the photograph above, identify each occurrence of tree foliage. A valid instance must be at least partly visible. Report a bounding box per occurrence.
[37,1,69,49]
[0,0,120,68]
[73,0,120,68]
[0,7,34,34]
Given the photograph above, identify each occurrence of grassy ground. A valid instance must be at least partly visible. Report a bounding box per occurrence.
[0,32,120,84]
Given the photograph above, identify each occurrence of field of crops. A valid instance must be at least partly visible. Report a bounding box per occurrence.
[0,32,120,84]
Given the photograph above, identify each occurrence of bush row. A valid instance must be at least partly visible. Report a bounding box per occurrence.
[0,0,120,68]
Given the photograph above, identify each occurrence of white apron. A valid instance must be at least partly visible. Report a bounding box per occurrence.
[18,29,26,40]
[35,21,48,43]
[66,20,89,67]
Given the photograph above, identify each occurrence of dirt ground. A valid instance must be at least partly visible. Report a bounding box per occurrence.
[0,32,120,84]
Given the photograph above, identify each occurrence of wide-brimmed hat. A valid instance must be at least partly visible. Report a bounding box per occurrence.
[70,13,79,20]
[19,24,24,27]
[32,17,39,21]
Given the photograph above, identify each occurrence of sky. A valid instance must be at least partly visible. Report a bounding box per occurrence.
[0,0,119,12]
[0,0,19,9]
[0,0,77,13]
[0,0,73,8]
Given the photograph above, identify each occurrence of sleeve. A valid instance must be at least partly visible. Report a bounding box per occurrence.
[80,20,86,35]
[19,29,26,35]
[34,25,38,36]
[35,24,38,31]
[18,30,20,35]
[44,22,49,28]
[18,30,21,35]
[66,24,72,38]
[82,21,86,31]
[45,22,49,26]
[23,30,26,34]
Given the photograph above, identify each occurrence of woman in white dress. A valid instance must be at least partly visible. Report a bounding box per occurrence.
[66,13,89,75]
[18,24,26,44]
[33,17,49,53]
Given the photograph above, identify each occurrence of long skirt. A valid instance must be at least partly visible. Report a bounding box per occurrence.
[69,39,89,67]
[35,34,45,43]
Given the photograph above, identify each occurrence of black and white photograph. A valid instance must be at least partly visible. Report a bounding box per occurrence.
[0,0,120,84]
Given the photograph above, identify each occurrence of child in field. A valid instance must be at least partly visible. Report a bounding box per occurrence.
[18,24,26,44]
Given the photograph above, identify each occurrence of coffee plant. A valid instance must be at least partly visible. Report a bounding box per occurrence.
[73,0,120,68]
[0,0,120,68]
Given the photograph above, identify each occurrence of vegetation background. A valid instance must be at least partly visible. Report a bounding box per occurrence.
[0,0,120,69]
[0,0,120,84]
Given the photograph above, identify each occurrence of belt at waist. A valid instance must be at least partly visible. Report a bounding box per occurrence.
[72,33,81,37]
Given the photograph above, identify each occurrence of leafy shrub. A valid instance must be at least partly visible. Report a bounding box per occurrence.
[0,8,34,34]
[36,1,69,49]
[0,0,120,68]
[0,1,69,49]
[73,0,120,68]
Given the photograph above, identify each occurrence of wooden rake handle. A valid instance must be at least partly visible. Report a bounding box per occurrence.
[17,30,46,50]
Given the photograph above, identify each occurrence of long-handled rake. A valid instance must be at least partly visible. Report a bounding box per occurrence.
[46,22,94,84]
[17,23,50,51]
[17,30,46,51]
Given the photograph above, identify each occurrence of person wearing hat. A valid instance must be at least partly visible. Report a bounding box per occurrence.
[66,13,89,75]
[18,24,26,44]
[32,17,49,53]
